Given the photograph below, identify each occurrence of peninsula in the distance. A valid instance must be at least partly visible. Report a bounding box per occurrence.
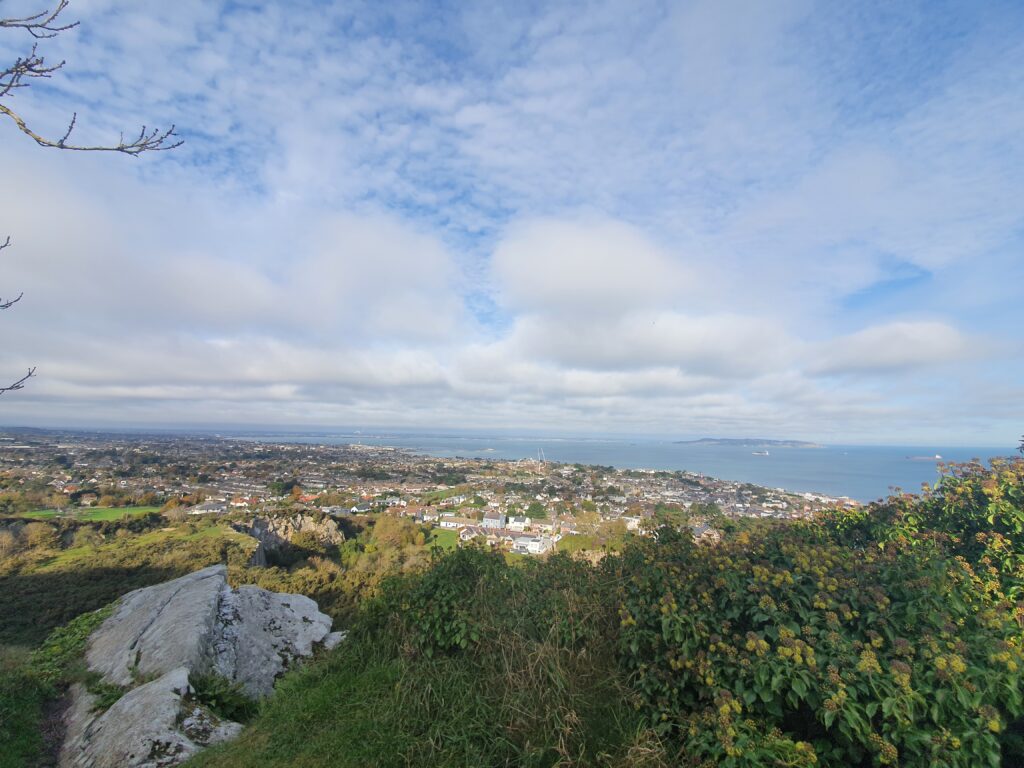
[674,437,824,449]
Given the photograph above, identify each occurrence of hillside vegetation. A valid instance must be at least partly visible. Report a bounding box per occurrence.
[190,458,1024,768]
[1,458,1022,767]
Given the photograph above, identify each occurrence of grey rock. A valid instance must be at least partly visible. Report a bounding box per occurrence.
[236,513,345,564]
[86,566,224,688]
[61,566,338,767]
[322,630,347,651]
[210,584,333,697]
[61,667,220,768]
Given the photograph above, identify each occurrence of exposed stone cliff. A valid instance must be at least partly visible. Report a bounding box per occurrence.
[236,512,346,566]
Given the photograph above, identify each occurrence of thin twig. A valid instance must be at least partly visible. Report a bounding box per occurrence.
[0,367,35,394]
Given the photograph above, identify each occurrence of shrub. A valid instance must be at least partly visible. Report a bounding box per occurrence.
[615,526,1023,767]
[823,458,1024,600]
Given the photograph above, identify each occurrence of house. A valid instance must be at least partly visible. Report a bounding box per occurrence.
[506,515,531,531]
[482,511,506,529]
[350,502,372,514]
[402,504,425,520]
[690,523,721,544]
[439,515,477,529]
[187,500,228,516]
[322,506,351,517]
[510,535,555,555]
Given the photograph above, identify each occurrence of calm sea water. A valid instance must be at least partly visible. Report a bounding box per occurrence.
[227,431,1015,503]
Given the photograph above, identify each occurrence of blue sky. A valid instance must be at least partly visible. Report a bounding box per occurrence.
[0,0,1021,445]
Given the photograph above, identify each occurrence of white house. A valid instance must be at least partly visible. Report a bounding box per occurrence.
[510,535,555,555]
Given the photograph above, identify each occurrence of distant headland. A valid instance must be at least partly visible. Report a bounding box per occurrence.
[674,438,824,449]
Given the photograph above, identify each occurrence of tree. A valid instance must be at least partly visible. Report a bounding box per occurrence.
[526,500,547,519]
[71,526,103,548]
[22,521,57,549]
[1,0,181,392]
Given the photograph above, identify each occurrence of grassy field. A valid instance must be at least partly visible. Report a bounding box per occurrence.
[555,533,598,553]
[419,486,470,503]
[426,528,459,551]
[16,506,161,521]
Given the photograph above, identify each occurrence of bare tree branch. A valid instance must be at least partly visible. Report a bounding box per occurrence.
[0,0,76,38]
[0,367,35,394]
[0,1,183,154]
[1,2,183,398]
[0,291,22,310]
[0,103,182,154]
[0,237,18,307]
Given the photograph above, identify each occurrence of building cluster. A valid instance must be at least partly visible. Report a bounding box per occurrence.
[0,429,857,555]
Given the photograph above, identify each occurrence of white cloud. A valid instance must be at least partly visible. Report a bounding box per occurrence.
[491,218,691,316]
[0,0,1020,445]
[810,321,979,375]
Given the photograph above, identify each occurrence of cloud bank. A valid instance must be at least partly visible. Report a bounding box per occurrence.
[0,0,1021,445]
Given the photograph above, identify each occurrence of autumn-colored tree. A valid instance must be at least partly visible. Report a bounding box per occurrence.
[22,521,57,549]
[71,527,103,548]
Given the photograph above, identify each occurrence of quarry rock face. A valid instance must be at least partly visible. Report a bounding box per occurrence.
[238,513,346,566]
[60,565,340,768]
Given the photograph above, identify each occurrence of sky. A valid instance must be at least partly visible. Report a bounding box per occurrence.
[0,0,1022,445]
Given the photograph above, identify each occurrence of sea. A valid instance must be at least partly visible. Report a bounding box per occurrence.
[224,431,1016,503]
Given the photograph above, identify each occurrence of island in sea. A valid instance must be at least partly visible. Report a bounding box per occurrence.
[673,437,824,449]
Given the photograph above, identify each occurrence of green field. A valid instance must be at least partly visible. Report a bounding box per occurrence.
[427,528,459,551]
[419,486,470,503]
[16,506,161,522]
[555,533,598,553]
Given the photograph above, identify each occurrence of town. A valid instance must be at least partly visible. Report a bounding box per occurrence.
[0,428,855,556]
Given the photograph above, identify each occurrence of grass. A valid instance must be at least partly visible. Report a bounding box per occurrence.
[0,646,46,768]
[0,605,114,768]
[17,506,161,521]
[556,534,599,553]
[187,554,651,768]
[427,528,459,551]
[0,523,258,646]
[420,486,471,504]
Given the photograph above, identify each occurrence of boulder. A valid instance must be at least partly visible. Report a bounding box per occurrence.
[61,668,241,768]
[210,584,333,697]
[61,565,338,767]
[86,566,224,688]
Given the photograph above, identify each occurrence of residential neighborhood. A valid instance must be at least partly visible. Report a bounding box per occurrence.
[0,428,856,556]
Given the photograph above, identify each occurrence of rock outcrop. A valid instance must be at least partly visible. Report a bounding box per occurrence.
[61,565,344,768]
[236,513,345,566]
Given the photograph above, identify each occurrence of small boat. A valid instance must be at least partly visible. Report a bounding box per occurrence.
[752,450,769,456]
